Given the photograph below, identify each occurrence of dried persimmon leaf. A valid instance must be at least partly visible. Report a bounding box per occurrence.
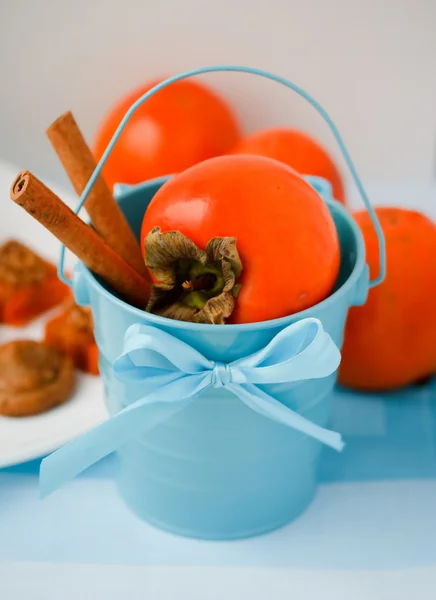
[193,292,235,325]
[206,237,243,280]
[145,227,207,289]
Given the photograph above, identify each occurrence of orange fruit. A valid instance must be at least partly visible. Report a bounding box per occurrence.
[231,128,345,203]
[94,78,241,188]
[339,207,436,391]
[141,154,340,324]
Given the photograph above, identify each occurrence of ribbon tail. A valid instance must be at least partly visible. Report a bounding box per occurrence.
[39,398,192,498]
[229,383,344,451]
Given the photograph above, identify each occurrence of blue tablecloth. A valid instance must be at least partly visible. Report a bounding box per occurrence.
[1,383,435,571]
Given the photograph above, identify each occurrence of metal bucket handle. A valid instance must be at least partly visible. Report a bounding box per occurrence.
[58,65,386,289]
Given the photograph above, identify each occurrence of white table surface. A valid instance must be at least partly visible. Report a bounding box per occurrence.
[0,159,435,599]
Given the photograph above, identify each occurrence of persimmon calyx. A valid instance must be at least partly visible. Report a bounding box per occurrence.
[144,227,243,324]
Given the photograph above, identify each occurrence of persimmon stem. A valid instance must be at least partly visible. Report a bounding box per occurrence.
[144,227,243,324]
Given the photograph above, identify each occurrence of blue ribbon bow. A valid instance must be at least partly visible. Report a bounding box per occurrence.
[40,317,344,497]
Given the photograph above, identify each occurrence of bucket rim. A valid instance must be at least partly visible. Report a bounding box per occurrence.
[81,176,366,332]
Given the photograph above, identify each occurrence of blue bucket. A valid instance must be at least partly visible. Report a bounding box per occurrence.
[40,66,386,540]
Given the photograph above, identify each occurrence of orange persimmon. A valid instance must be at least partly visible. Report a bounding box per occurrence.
[339,207,436,391]
[45,300,99,375]
[231,128,345,204]
[94,77,241,188]
[0,240,70,327]
[141,154,340,324]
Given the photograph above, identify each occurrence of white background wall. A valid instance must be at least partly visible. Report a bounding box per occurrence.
[0,0,435,190]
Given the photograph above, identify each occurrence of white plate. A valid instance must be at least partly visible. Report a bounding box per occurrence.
[0,161,107,468]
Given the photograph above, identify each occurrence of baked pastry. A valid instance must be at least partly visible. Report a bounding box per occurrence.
[0,240,70,326]
[0,340,75,417]
[45,299,99,375]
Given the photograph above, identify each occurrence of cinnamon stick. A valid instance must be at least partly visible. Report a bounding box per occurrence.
[46,111,148,279]
[10,171,150,308]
